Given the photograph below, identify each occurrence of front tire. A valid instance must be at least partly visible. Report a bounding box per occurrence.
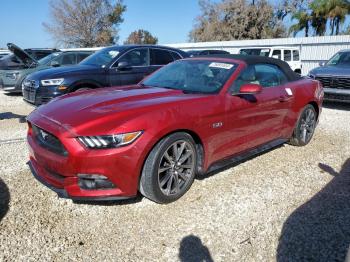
[289,104,317,146]
[139,132,197,204]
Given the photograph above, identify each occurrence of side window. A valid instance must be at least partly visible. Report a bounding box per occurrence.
[272,50,281,60]
[61,53,76,65]
[117,48,149,67]
[77,53,91,63]
[231,65,260,92]
[293,50,300,61]
[150,49,174,65]
[170,51,182,60]
[255,64,288,88]
[284,50,291,62]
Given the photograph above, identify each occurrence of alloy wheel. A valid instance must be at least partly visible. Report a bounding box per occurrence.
[299,107,316,144]
[157,140,195,196]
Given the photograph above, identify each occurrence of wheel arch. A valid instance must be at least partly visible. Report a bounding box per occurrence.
[70,80,103,92]
[138,128,206,190]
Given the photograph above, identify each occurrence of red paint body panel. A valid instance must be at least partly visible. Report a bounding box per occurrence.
[26,57,323,199]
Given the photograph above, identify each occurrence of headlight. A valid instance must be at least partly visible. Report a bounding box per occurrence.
[6,72,19,80]
[41,78,64,86]
[78,131,143,149]
[308,74,315,79]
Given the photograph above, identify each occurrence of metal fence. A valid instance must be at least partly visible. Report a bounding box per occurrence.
[167,35,350,75]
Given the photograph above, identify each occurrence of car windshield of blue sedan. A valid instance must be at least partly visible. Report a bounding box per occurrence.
[327,52,350,66]
[80,48,121,67]
[142,60,237,94]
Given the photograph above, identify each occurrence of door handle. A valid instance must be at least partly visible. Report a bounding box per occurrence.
[279,96,290,102]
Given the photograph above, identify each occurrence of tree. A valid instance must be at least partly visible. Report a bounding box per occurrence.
[289,11,311,37]
[189,0,286,42]
[124,29,158,44]
[325,0,350,35]
[43,0,126,47]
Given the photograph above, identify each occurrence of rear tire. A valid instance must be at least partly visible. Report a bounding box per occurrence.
[289,104,317,146]
[139,132,197,204]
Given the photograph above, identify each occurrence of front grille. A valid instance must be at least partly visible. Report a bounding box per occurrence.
[22,79,38,103]
[316,76,350,90]
[32,125,68,156]
[324,93,350,102]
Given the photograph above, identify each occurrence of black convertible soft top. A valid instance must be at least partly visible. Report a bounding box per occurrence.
[200,54,302,81]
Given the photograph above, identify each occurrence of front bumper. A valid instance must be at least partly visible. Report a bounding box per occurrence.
[323,88,350,103]
[26,119,143,201]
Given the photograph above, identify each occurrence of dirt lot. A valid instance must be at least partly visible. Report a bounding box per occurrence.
[0,91,349,262]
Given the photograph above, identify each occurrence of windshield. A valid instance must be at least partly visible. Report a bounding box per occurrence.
[240,48,270,57]
[326,52,350,66]
[80,48,122,67]
[38,52,61,65]
[142,60,237,94]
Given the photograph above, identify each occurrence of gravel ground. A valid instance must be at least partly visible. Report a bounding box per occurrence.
[0,91,349,262]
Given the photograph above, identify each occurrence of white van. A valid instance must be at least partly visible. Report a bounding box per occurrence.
[239,46,302,74]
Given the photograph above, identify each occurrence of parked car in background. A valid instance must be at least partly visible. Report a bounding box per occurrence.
[0,50,11,59]
[0,43,59,70]
[26,55,323,203]
[0,44,95,93]
[22,45,188,106]
[187,49,230,57]
[308,49,350,103]
[239,47,302,74]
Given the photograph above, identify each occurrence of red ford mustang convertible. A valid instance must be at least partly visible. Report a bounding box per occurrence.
[27,55,323,203]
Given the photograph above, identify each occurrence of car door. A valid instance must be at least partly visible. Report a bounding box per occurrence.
[224,63,292,156]
[149,48,177,74]
[108,48,150,86]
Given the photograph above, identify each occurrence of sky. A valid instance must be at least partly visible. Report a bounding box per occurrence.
[0,0,204,49]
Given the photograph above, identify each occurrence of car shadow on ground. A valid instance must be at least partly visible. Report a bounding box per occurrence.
[277,158,350,261]
[0,112,26,123]
[179,235,214,262]
[0,178,10,222]
[323,101,350,111]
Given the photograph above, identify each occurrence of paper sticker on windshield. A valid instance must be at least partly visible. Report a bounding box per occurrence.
[209,62,234,70]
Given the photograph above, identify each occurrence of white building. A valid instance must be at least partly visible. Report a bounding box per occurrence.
[167,35,350,75]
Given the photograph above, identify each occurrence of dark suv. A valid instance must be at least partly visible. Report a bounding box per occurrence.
[308,49,350,103]
[0,43,94,93]
[23,45,188,105]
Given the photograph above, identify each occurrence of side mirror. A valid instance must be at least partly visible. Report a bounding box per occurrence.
[238,84,262,95]
[50,61,60,67]
[319,61,326,67]
[117,61,132,71]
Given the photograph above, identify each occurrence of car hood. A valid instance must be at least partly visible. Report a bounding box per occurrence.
[28,86,205,135]
[27,64,100,79]
[7,43,37,66]
[310,65,350,77]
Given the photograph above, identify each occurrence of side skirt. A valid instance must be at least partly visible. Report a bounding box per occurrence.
[205,138,288,175]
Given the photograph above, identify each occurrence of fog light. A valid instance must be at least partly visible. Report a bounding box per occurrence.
[77,174,116,190]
